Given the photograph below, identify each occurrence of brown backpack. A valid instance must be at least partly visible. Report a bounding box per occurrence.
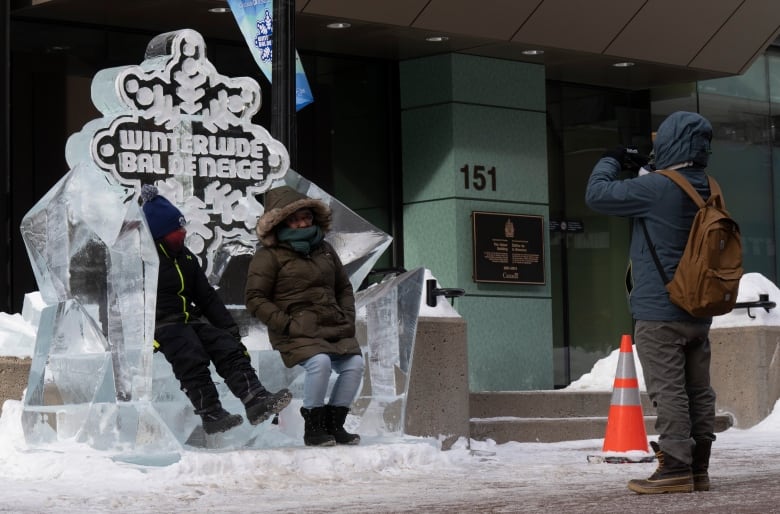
[641,169,743,317]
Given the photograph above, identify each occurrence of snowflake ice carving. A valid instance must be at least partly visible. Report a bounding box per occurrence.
[65,28,289,279]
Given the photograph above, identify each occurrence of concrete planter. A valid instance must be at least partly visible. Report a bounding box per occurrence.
[709,326,780,428]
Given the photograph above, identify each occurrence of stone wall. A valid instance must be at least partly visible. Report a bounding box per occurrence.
[0,356,30,414]
[709,326,780,428]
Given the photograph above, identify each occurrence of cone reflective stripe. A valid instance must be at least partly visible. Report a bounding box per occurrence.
[602,334,649,453]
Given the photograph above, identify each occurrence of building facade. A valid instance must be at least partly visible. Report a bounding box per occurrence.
[3,1,780,390]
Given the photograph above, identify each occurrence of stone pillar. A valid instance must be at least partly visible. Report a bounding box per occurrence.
[400,54,552,391]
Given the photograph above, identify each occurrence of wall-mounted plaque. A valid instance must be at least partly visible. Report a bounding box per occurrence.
[472,211,545,285]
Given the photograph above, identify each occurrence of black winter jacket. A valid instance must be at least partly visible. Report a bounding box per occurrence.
[154,242,237,331]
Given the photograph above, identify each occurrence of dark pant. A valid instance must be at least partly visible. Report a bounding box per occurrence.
[155,322,263,411]
[634,320,717,464]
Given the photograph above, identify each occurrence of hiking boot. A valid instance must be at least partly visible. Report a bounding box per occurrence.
[692,439,712,491]
[197,405,244,435]
[244,388,293,425]
[324,405,360,445]
[627,441,693,494]
[300,407,337,447]
[693,471,710,492]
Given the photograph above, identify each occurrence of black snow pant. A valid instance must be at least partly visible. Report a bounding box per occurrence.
[155,322,265,412]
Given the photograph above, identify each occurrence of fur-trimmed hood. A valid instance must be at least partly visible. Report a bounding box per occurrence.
[256,185,332,247]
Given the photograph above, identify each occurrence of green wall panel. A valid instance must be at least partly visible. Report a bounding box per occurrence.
[400,52,550,391]
[401,105,455,203]
[403,200,460,289]
[451,106,547,204]
[404,200,553,391]
[403,104,547,203]
[404,198,550,298]
[458,295,553,391]
[401,54,545,111]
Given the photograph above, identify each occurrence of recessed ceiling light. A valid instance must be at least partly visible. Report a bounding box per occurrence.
[425,35,449,43]
[326,22,351,29]
[209,7,230,13]
[612,61,635,68]
[522,49,544,56]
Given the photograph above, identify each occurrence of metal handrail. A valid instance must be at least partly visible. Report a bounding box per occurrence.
[426,279,465,307]
[732,294,776,319]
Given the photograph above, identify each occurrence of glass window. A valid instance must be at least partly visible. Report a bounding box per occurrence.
[547,83,649,386]
[699,55,775,282]
[652,57,777,284]
[297,54,399,276]
[770,51,780,283]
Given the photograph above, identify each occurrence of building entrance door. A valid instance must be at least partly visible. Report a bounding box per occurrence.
[547,83,651,387]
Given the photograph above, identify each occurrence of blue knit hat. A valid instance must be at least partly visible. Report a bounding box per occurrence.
[140,184,187,240]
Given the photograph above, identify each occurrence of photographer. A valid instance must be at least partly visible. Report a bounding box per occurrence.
[585,112,717,495]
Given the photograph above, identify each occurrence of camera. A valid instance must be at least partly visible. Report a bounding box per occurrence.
[623,146,650,172]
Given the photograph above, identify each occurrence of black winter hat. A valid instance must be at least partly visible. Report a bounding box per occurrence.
[140,184,187,240]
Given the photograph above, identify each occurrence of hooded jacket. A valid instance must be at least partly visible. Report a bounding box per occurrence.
[154,242,237,330]
[245,186,360,367]
[585,111,713,322]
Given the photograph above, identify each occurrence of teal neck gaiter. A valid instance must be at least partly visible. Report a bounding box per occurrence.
[277,225,324,255]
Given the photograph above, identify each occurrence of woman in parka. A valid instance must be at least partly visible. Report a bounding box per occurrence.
[245,185,364,446]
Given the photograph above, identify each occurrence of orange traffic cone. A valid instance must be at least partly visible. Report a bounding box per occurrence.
[602,334,649,453]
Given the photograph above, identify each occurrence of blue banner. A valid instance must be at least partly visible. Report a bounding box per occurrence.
[227,0,314,111]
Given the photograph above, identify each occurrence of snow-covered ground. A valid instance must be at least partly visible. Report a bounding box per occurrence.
[0,273,778,513]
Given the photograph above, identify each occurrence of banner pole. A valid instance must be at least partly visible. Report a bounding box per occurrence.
[272,0,296,169]
[0,0,10,312]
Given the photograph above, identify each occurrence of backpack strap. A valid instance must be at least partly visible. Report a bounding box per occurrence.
[640,219,670,285]
[639,169,719,287]
[707,175,723,206]
[655,169,725,209]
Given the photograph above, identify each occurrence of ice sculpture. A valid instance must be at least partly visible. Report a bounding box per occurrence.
[353,268,425,434]
[19,164,172,458]
[23,299,180,462]
[65,28,290,296]
[18,28,409,458]
[20,164,157,404]
[19,28,293,456]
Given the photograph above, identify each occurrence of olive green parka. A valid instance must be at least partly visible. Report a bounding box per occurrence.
[245,186,361,368]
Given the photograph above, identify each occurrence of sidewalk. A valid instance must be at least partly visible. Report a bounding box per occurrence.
[248,432,780,514]
[3,390,774,513]
[0,400,778,513]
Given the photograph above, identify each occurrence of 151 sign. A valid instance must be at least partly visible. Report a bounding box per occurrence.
[460,164,496,191]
